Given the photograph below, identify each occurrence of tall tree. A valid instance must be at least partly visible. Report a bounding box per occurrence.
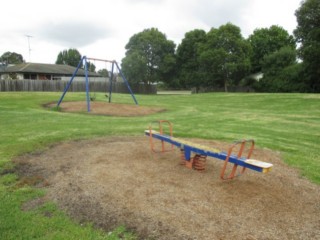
[86,61,96,72]
[262,47,297,76]
[55,49,82,67]
[176,29,207,91]
[294,0,320,92]
[122,51,148,84]
[199,23,251,92]
[248,25,296,73]
[97,68,109,77]
[257,46,302,92]
[0,52,25,65]
[121,28,176,85]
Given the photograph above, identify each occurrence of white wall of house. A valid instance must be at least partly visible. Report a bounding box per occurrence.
[0,73,24,80]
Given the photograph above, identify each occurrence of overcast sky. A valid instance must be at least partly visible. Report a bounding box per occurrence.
[0,0,302,68]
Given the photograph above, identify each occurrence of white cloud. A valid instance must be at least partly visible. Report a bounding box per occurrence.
[37,21,112,47]
[248,0,300,35]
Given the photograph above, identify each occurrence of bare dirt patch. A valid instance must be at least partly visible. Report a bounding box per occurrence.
[15,136,320,240]
[47,101,165,116]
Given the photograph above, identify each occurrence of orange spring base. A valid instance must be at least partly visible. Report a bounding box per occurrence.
[193,154,207,172]
[180,150,207,171]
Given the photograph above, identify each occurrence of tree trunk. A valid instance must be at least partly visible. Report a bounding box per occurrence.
[224,79,228,92]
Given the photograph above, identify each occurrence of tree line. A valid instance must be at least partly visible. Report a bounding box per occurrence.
[121,0,319,93]
[1,0,319,92]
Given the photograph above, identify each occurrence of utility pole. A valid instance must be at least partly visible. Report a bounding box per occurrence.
[25,35,33,62]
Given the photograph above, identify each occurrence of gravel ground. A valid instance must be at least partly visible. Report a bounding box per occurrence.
[15,135,320,240]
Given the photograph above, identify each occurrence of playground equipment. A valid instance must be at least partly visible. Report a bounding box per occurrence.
[145,120,273,180]
[57,56,138,112]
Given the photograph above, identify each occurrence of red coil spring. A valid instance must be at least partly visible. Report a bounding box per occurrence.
[193,154,207,172]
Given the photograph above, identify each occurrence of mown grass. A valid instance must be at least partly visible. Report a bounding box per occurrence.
[0,91,319,239]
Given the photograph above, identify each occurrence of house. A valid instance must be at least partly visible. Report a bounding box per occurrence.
[0,62,100,81]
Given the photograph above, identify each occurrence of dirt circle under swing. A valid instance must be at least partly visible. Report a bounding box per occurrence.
[15,135,320,240]
[48,101,166,116]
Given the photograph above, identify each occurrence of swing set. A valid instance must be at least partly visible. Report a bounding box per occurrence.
[57,56,138,112]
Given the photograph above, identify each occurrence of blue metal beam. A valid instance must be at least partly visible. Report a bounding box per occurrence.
[108,62,114,103]
[115,61,138,105]
[57,57,85,108]
[83,56,91,112]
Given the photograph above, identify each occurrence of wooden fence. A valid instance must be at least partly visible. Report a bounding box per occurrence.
[0,79,157,94]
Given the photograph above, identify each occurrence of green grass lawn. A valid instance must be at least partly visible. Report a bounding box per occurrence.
[0,91,319,239]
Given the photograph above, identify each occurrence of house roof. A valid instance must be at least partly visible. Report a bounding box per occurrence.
[0,62,100,77]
